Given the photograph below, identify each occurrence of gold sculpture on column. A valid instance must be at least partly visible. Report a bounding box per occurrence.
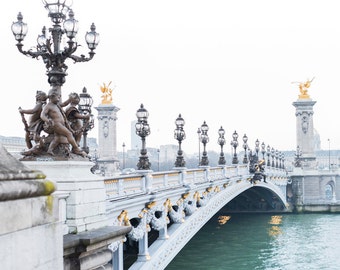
[100,81,114,104]
[292,77,314,99]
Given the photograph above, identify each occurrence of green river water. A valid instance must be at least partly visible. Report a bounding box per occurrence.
[166,213,340,270]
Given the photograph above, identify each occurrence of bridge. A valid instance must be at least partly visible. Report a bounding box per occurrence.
[103,163,289,269]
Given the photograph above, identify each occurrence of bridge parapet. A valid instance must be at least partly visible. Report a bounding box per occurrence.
[104,165,250,199]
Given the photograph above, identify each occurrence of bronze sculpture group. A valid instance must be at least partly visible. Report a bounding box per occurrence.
[19,89,91,159]
[248,152,267,184]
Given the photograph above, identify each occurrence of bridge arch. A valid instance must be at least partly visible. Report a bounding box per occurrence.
[129,180,287,270]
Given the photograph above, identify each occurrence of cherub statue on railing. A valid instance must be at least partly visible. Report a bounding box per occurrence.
[18,90,47,149]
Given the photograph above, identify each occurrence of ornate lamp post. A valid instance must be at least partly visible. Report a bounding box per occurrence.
[266,145,271,166]
[217,126,226,165]
[11,1,99,95]
[282,152,285,170]
[135,104,151,170]
[271,147,275,167]
[174,114,186,167]
[295,145,302,167]
[197,128,201,166]
[78,87,94,154]
[255,139,260,157]
[275,149,279,168]
[261,142,266,160]
[122,142,126,169]
[199,121,209,166]
[231,130,239,164]
[242,134,248,164]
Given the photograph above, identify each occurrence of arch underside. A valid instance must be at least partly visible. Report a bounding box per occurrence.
[132,181,287,270]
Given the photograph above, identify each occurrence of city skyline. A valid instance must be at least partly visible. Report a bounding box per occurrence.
[2,0,340,154]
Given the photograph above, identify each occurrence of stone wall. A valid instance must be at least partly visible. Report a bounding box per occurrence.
[0,144,63,269]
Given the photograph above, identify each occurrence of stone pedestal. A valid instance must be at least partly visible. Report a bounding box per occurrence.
[0,144,63,269]
[23,160,108,233]
[292,98,317,164]
[95,104,120,176]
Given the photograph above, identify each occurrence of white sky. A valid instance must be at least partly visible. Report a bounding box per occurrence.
[1,0,340,154]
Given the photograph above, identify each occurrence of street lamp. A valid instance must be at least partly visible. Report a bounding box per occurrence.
[261,142,266,161]
[218,126,226,165]
[242,134,248,164]
[255,139,260,157]
[122,142,126,169]
[11,1,99,95]
[266,145,271,166]
[271,147,275,167]
[275,149,279,168]
[174,114,186,168]
[197,128,201,166]
[328,138,331,170]
[295,145,302,167]
[135,104,151,170]
[199,121,209,166]
[78,87,94,154]
[231,130,239,164]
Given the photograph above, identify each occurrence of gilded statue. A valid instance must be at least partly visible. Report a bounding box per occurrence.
[292,77,314,99]
[100,81,114,104]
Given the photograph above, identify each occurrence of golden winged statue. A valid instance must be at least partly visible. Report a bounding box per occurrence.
[292,77,314,99]
[100,81,114,104]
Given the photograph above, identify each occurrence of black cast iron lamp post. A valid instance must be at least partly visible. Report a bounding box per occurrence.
[135,104,151,170]
[266,145,271,166]
[199,121,209,166]
[231,130,239,164]
[218,126,226,165]
[261,142,266,161]
[271,147,275,167]
[78,87,94,153]
[174,114,186,167]
[242,134,248,164]
[255,139,260,157]
[11,0,99,95]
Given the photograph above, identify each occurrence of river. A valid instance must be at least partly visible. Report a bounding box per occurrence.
[166,213,340,270]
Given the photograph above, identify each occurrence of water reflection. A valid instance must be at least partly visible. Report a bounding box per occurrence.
[268,215,282,236]
[217,215,231,225]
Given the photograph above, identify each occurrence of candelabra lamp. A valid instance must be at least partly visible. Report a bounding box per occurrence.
[271,147,275,167]
[261,142,266,161]
[255,139,260,157]
[199,121,209,166]
[174,114,186,167]
[135,104,151,170]
[242,134,248,164]
[11,0,99,94]
[294,145,302,167]
[218,126,226,165]
[266,145,271,166]
[231,130,239,164]
[78,87,94,154]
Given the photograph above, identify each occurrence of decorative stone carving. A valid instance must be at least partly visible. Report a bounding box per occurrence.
[168,199,185,223]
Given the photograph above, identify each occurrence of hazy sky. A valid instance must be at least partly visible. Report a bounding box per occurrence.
[1,0,340,154]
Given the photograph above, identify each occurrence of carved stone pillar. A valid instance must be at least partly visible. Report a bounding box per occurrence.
[292,97,317,165]
[95,104,120,176]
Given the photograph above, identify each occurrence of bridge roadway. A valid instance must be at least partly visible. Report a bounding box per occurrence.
[104,164,289,270]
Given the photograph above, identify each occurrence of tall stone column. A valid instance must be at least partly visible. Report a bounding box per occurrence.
[292,79,317,165]
[95,103,120,176]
